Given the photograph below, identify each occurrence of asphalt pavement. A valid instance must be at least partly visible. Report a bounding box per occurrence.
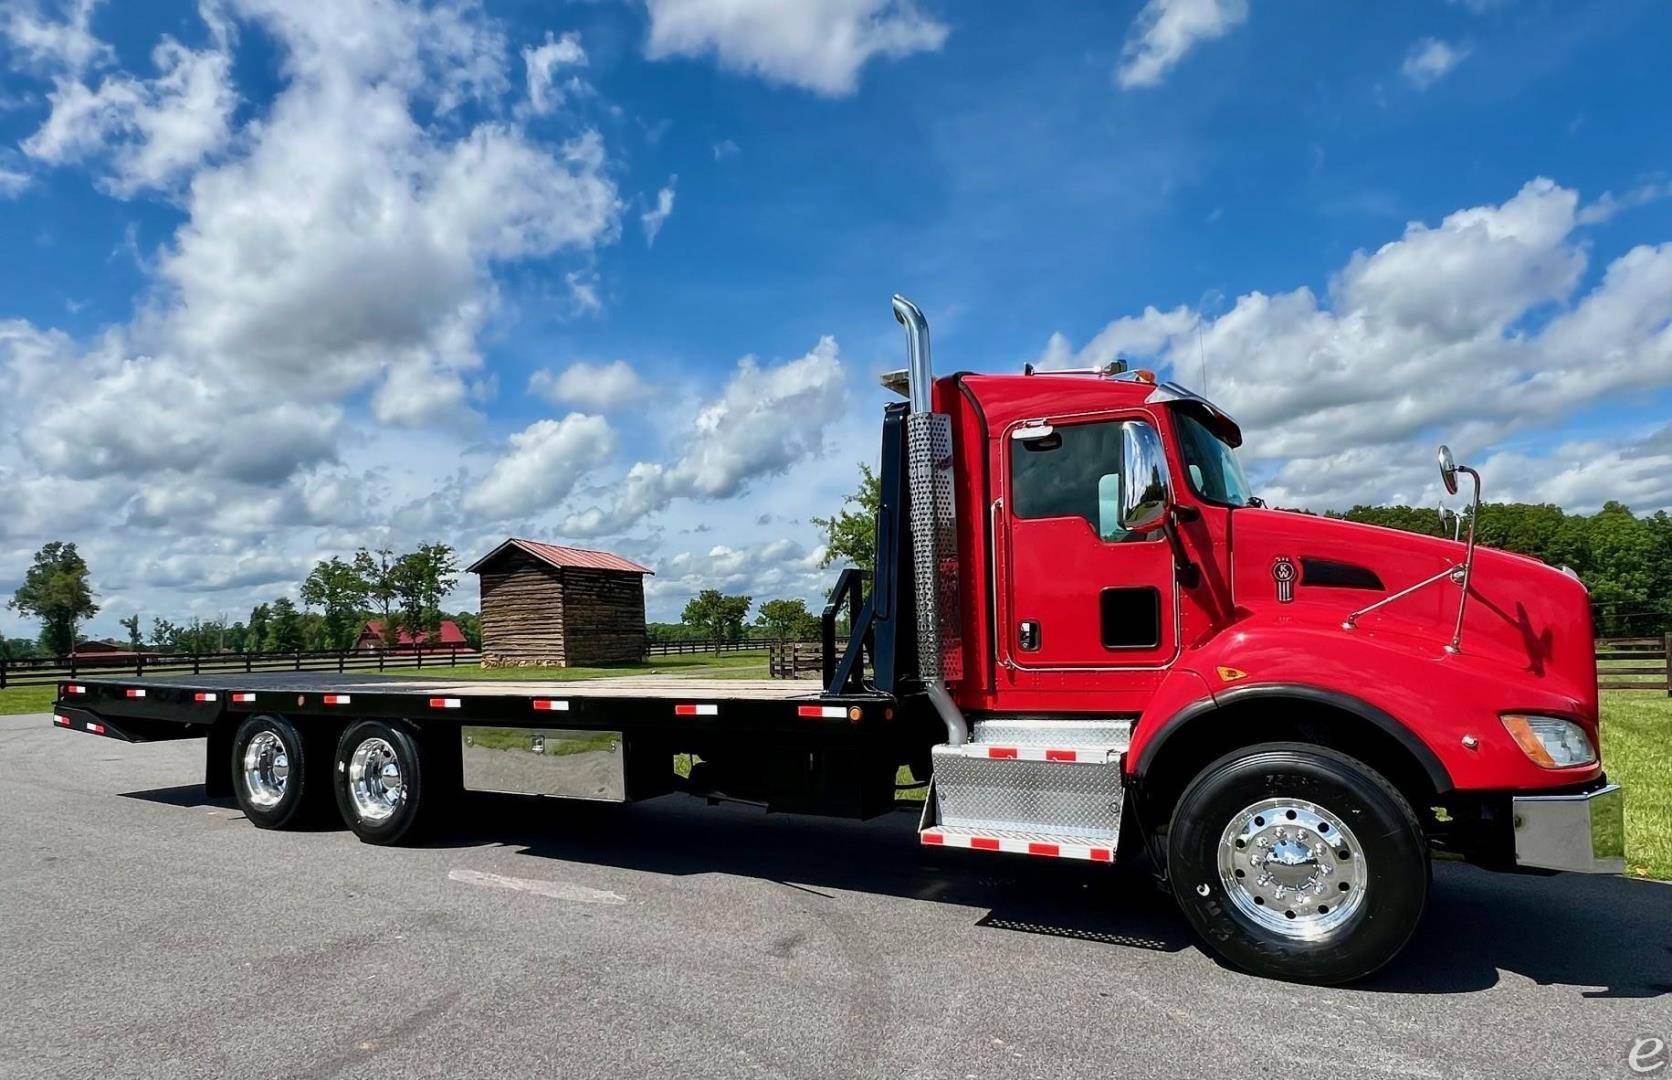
[3,712,1669,1080]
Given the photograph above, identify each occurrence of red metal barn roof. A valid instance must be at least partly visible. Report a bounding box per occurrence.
[466,538,653,576]
[362,619,468,647]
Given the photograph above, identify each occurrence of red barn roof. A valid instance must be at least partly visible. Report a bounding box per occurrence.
[361,619,468,647]
[466,538,653,576]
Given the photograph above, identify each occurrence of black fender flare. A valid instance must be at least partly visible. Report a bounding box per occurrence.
[1132,683,1454,795]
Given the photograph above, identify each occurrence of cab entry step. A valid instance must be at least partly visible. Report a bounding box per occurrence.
[921,825,1115,863]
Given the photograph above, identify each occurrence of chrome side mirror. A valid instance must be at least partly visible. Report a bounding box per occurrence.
[1120,422,1172,534]
[1437,444,1459,496]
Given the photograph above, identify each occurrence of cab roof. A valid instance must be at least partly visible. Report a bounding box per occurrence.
[944,370,1243,446]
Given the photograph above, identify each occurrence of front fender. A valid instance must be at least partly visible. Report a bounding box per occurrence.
[1132,619,1601,792]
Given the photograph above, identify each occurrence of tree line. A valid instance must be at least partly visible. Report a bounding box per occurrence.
[4,541,478,659]
[646,592,823,647]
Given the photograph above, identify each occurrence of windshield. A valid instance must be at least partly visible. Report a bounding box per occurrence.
[1174,409,1254,507]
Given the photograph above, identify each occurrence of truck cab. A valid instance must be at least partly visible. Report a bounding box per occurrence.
[852,297,1624,983]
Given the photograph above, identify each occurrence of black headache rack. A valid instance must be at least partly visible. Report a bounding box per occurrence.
[822,400,922,697]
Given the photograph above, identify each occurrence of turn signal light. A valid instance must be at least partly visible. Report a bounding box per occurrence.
[1500,714,1596,769]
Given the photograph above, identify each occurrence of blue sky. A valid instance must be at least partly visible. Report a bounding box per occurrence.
[2,0,1670,640]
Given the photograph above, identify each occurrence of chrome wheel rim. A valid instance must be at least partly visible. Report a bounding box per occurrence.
[241,729,290,809]
[348,737,404,824]
[1217,796,1368,940]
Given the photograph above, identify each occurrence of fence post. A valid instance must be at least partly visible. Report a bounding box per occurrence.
[245,652,252,673]
[294,651,301,672]
[1,656,6,691]
[1665,632,1671,697]
[69,652,77,679]
[416,647,424,669]
[379,649,386,672]
[193,652,201,675]
[338,650,345,674]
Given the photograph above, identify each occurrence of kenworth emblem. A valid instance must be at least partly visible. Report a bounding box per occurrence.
[1271,556,1297,603]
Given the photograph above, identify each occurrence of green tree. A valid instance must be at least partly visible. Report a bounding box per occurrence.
[119,614,143,651]
[390,544,459,646]
[353,546,398,632]
[812,463,880,570]
[301,556,370,651]
[755,597,819,641]
[150,617,179,650]
[267,597,304,651]
[1,638,40,660]
[247,604,271,653]
[681,589,753,650]
[7,541,99,655]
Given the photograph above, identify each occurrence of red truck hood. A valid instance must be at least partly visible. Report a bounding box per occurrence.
[1228,509,1598,720]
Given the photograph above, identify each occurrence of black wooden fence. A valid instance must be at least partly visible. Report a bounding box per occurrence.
[1596,635,1671,692]
[0,646,481,689]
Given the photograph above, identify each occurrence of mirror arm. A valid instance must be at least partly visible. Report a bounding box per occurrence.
[1162,513,1200,589]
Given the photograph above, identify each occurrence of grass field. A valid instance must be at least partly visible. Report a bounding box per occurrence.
[2,661,1665,878]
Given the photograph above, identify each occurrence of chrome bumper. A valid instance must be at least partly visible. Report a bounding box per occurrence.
[1512,783,1625,874]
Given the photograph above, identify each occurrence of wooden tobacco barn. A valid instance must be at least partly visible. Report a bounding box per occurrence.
[467,538,653,667]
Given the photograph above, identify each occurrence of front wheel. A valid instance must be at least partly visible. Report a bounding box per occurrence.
[1167,743,1429,984]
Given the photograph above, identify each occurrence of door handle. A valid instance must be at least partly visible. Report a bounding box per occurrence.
[1018,620,1041,651]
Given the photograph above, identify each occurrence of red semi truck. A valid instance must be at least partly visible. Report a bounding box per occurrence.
[51,296,1625,983]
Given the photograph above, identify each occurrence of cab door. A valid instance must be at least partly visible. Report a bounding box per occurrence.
[999,412,1178,670]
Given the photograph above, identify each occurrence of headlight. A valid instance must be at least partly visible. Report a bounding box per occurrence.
[1500,714,1596,768]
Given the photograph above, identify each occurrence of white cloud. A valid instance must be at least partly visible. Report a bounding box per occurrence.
[463,414,616,519]
[2,0,112,75]
[1401,37,1470,90]
[712,138,739,160]
[0,0,631,636]
[21,35,238,195]
[0,164,29,196]
[522,29,586,114]
[1037,178,1672,513]
[640,0,948,96]
[529,359,647,410]
[641,176,676,246]
[563,337,849,536]
[1117,0,1248,90]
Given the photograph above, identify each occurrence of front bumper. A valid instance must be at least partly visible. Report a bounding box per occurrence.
[1512,782,1625,874]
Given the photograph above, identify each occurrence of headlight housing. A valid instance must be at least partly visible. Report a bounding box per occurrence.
[1500,714,1597,769]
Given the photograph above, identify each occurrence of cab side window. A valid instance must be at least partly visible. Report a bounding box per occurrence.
[1009,419,1156,543]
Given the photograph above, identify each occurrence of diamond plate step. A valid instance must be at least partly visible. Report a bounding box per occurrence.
[971,717,1132,751]
[930,744,1124,841]
[921,825,1116,863]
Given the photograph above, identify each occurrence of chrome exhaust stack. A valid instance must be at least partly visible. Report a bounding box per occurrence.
[892,295,967,745]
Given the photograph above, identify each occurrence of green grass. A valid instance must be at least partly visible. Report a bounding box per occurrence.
[0,683,59,716]
[376,650,773,682]
[1599,691,1672,881]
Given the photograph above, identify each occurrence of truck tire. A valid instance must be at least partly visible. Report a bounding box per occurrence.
[1166,742,1428,985]
[333,719,427,845]
[230,715,320,830]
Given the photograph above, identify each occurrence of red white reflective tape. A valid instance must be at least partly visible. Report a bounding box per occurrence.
[920,829,1113,863]
[124,688,146,699]
[194,692,218,703]
[429,697,462,710]
[86,721,106,735]
[323,694,352,706]
[974,745,1099,763]
[53,714,71,726]
[63,684,86,695]
[532,699,569,712]
[674,703,718,717]
[796,705,847,719]
[231,692,256,703]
